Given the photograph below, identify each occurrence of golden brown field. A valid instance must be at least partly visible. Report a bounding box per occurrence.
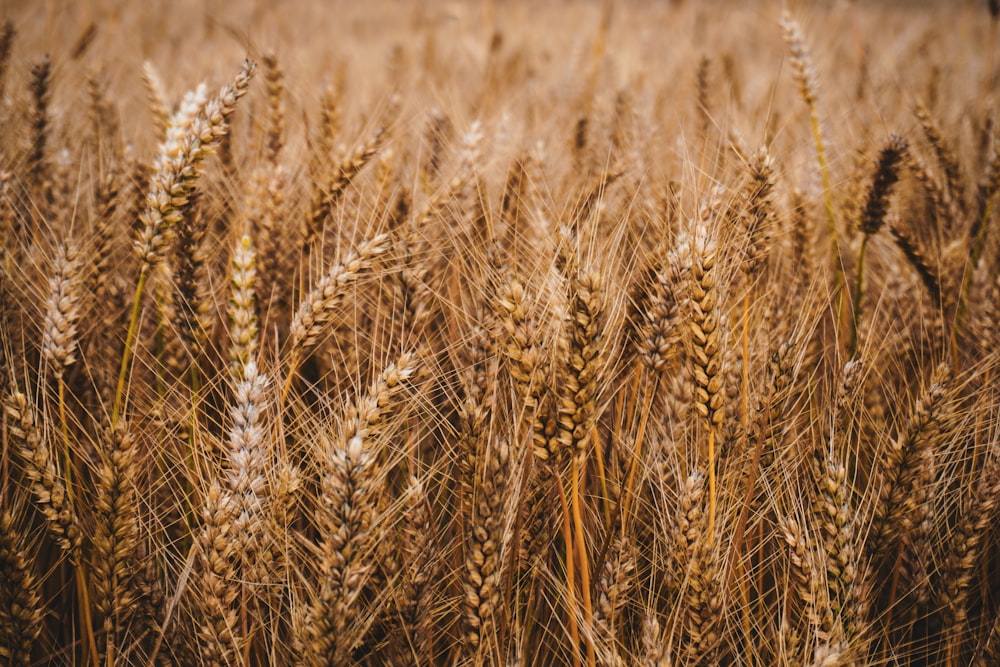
[1,0,1000,665]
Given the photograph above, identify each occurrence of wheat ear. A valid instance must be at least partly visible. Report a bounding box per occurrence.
[850,134,908,357]
[283,232,392,402]
[688,194,725,541]
[0,512,43,667]
[115,59,256,425]
[91,423,143,662]
[228,234,258,379]
[297,353,418,666]
[782,12,838,290]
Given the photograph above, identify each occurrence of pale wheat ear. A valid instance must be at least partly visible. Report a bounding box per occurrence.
[782,12,839,296]
[3,391,81,558]
[228,233,258,378]
[141,61,170,141]
[41,242,83,379]
[115,58,256,425]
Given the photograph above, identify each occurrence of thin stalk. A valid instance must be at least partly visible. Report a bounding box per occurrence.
[741,291,751,441]
[810,109,841,293]
[611,362,646,528]
[112,267,150,427]
[186,363,203,490]
[885,551,904,638]
[707,426,717,543]
[556,473,581,667]
[280,351,300,409]
[621,375,657,526]
[572,456,595,667]
[593,414,610,529]
[57,377,73,490]
[947,637,958,667]
[728,396,771,591]
[76,567,100,667]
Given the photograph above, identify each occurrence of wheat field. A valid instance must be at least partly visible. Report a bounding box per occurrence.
[1,0,999,665]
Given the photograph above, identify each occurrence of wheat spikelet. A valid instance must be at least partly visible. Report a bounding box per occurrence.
[302,127,386,252]
[780,514,826,650]
[592,534,635,666]
[172,198,213,362]
[316,80,342,168]
[297,352,418,666]
[88,170,122,301]
[810,445,857,641]
[225,361,270,568]
[687,195,725,430]
[228,234,258,378]
[85,71,121,151]
[135,59,256,269]
[463,436,515,658]
[914,101,964,212]
[634,238,685,373]
[41,242,84,378]
[676,477,722,664]
[3,392,81,559]
[640,611,667,667]
[287,232,392,359]
[497,278,548,450]
[28,55,52,218]
[250,164,287,313]
[556,268,605,462]
[739,146,776,277]
[869,363,951,558]
[0,512,43,667]
[859,135,908,236]
[195,480,240,667]
[888,223,942,306]
[141,61,170,139]
[781,11,839,281]
[395,475,438,665]
[262,52,285,164]
[91,423,145,660]
[456,304,498,501]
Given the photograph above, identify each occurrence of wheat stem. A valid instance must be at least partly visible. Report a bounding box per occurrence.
[556,472,581,667]
[112,264,149,427]
[572,455,595,667]
[621,374,656,526]
[707,426,717,542]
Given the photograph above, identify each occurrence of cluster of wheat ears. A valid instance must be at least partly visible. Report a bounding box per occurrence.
[2,0,1000,665]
